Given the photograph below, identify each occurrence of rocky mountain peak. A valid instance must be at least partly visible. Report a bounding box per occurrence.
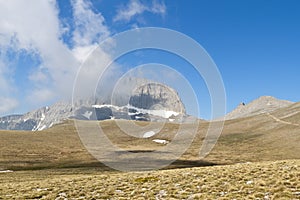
[0,81,187,131]
[129,83,185,114]
[225,96,294,120]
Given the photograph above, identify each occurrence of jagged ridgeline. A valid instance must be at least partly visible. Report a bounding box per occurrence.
[0,79,188,131]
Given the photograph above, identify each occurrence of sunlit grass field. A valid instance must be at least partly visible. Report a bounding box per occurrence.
[0,111,300,199]
[1,160,299,199]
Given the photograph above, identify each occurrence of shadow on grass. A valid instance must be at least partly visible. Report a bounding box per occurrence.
[7,159,217,172]
[164,159,217,170]
[7,161,113,172]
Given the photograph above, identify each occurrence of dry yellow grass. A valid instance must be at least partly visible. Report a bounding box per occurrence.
[0,108,299,199]
[0,115,299,171]
[0,160,299,199]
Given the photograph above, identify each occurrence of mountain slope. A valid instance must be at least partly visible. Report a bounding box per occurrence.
[0,100,300,171]
[225,96,293,120]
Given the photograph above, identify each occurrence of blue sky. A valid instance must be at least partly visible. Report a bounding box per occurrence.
[0,0,300,119]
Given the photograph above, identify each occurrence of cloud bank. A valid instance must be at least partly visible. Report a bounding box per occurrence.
[0,0,110,115]
[0,0,166,116]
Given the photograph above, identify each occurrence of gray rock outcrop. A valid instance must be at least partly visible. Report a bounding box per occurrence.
[129,83,185,113]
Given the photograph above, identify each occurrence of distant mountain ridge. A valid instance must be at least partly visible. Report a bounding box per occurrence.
[0,81,188,131]
[1,93,297,131]
[225,96,294,120]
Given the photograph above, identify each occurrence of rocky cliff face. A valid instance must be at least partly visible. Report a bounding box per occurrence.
[0,81,187,131]
[129,83,185,113]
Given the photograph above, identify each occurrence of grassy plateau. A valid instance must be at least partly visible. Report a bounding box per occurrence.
[0,107,300,199]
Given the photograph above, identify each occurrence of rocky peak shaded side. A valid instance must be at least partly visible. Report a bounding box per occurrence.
[129,83,186,114]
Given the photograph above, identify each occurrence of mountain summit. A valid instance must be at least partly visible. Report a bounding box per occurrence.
[225,96,294,120]
[129,83,185,113]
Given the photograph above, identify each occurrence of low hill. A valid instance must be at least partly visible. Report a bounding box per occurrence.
[225,96,293,120]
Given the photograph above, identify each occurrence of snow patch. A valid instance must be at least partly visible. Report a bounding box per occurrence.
[152,139,169,144]
[143,131,156,138]
[0,170,13,173]
[93,104,179,119]
[41,113,45,121]
[92,104,122,111]
[38,125,47,131]
[126,105,179,118]
[82,111,92,119]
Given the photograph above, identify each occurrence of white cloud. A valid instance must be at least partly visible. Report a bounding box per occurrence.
[113,0,166,22]
[27,88,56,106]
[0,1,61,51]
[0,0,168,115]
[0,59,12,94]
[0,49,18,115]
[0,0,77,104]
[71,0,110,47]
[28,69,50,83]
[0,0,113,114]
[0,97,18,114]
[151,0,167,14]
[72,44,98,63]
[114,0,146,22]
[73,46,115,99]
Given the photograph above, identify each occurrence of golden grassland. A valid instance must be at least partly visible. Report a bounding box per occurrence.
[0,114,299,171]
[0,108,300,199]
[0,160,299,199]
